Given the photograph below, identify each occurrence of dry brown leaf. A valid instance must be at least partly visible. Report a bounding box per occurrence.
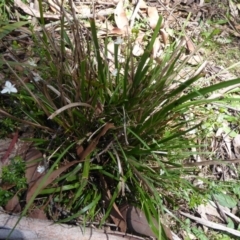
[160,29,168,46]
[1,183,16,190]
[120,205,173,239]
[233,134,240,158]
[132,32,144,56]
[132,42,144,56]
[139,0,148,9]
[5,194,21,213]
[110,27,125,35]
[107,42,115,59]
[14,0,61,19]
[100,175,127,232]
[132,0,148,8]
[25,148,43,188]
[1,131,19,165]
[26,160,79,203]
[114,0,129,33]
[29,208,48,220]
[152,37,161,58]
[229,0,238,18]
[76,145,84,157]
[185,36,195,53]
[162,223,174,240]
[74,4,91,15]
[47,0,60,13]
[186,55,203,65]
[147,7,159,29]
[198,202,225,222]
[79,123,115,160]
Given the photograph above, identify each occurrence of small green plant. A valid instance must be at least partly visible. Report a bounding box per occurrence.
[0,189,13,206]
[0,156,27,205]
[2,156,26,189]
[0,117,17,138]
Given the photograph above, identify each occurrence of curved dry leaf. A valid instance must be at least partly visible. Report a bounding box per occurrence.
[132,0,147,8]
[5,194,21,213]
[1,183,16,190]
[74,5,91,16]
[233,134,240,158]
[185,36,195,53]
[29,208,48,220]
[147,7,159,29]
[107,42,115,59]
[48,102,95,120]
[110,27,125,35]
[25,148,43,188]
[160,29,169,46]
[229,0,238,18]
[14,0,61,19]
[152,37,161,58]
[26,160,79,203]
[76,145,84,157]
[47,0,60,13]
[114,0,129,33]
[187,54,203,65]
[132,42,144,56]
[139,0,148,9]
[132,32,144,56]
[1,131,18,165]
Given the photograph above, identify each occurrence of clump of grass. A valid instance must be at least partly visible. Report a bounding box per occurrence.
[1,1,240,239]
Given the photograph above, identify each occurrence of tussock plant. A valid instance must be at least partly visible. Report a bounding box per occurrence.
[1,1,240,239]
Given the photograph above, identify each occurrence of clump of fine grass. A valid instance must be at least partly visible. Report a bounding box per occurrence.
[1,0,240,238]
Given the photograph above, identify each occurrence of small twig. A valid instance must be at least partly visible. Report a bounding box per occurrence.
[170,158,240,169]
[92,141,113,163]
[113,147,125,196]
[180,211,240,237]
[122,106,129,145]
[129,0,141,28]
[212,195,228,224]
[211,102,240,112]
[0,109,53,132]
[88,123,107,142]
[152,158,240,171]
[209,200,240,223]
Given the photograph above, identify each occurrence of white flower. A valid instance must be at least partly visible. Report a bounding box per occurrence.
[1,81,18,94]
[37,165,45,174]
[151,80,156,85]
[114,37,123,45]
[160,169,165,175]
[112,69,118,77]
[32,71,42,82]
[28,58,37,67]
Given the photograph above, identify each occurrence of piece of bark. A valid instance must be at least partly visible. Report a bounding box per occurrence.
[120,205,176,240]
[120,204,157,238]
[0,212,144,240]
